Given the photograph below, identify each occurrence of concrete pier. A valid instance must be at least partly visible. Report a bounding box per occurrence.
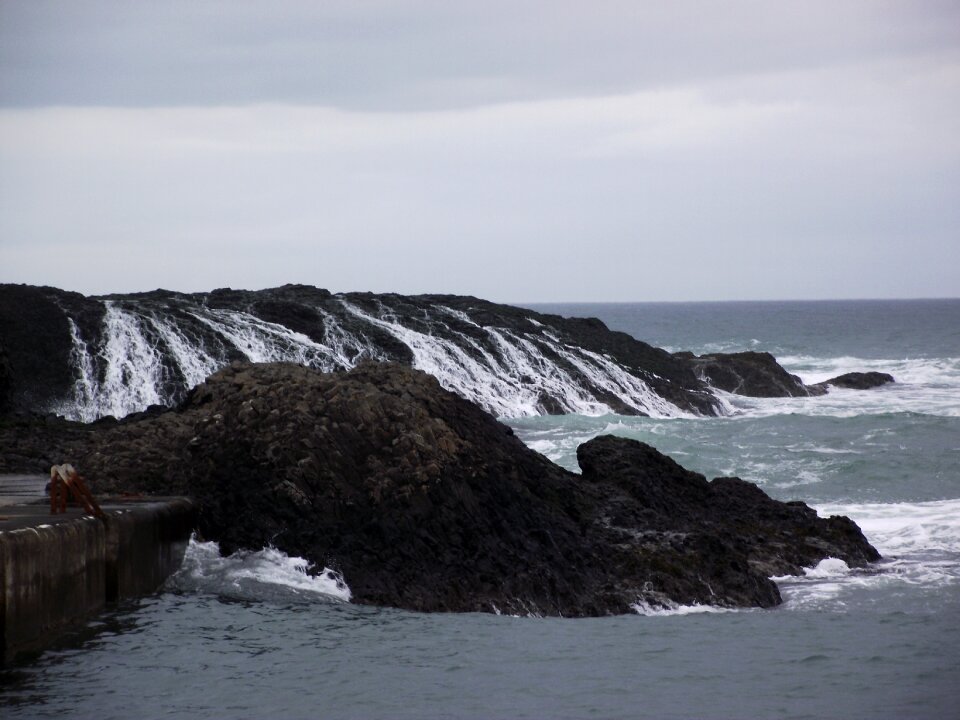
[0,482,197,663]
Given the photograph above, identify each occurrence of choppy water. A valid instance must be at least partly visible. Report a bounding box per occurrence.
[4,299,959,719]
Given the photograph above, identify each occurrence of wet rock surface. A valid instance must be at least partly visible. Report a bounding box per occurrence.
[678,351,895,398]
[0,284,895,420]
[0,361,880,616]
[812,371,895,391]
[0,283,719,419]
[679,351,817,397]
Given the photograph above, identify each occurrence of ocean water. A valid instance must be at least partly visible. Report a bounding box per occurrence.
[3,299,959,719]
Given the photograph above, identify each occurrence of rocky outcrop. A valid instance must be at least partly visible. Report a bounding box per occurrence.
[0,284,896,421]
[812,372,895,391]
[0,361,880,616]
[679,351,816,397]
[679,351,896,398]
[0,341,12,415]
[577,436,878,582]
[0,285,90,414]
[0,283,719,420]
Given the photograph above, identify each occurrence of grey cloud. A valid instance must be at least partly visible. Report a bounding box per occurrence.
[2,1,959,110]
[1,1,957,301]
[1,66,957,302]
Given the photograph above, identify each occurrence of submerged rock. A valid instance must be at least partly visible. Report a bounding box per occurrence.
[1,361,881,616]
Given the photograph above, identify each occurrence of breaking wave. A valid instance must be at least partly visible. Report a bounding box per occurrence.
[630,600,733,617]
[167,538,351,604]
[773,499,960,610]
[715,354,960,419]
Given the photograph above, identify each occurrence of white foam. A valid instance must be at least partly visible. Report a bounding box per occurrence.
[169,537,351,602]
[97,303,166,418]
[769,499,960,610]
[438,305,481,328]
[727,383,958,421]
[148,314,225,389]
[630,599,732,616]
[816,498,960,556]
[703,353,960,420]
[803,557,851,578]
[779,354,958,386]
[770,469,822,489]
[56,298,954,424]
[341,300,694,419]
[57,304,228,421]
[801,355,957,417]
[190,308,345,368]
[485,327,597,415]
[58,317,101,422]
[54,300,393,421]
[342,300,541,417]
[785,445,861,455]
[319,308,388,367]
[552,344,691,418]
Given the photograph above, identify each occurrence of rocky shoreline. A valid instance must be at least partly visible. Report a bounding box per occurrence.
[0,284,891,615]
[0,361,881,616]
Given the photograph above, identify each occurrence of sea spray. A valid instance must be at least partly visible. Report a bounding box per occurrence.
[169,537,352,603]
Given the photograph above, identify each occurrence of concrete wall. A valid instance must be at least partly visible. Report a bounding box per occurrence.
[103,499,196,601]
[0,498,196,663]
[0,516,105,660]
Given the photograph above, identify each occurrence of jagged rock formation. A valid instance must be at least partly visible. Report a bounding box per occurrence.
[0,361,881,616]
[0,284,895,422]
[0,285,81,414]
[677,351,816,397]
[0,342,12,416]
[0,284,719,420]
[811,371,895,391]
[677,350,894,398]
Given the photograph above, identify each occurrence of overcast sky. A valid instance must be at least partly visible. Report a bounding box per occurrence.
[1,1,958,302]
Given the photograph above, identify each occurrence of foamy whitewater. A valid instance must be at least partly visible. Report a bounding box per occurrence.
[53,296,689,422]
[171,539,352,604]
[4,299,958,719]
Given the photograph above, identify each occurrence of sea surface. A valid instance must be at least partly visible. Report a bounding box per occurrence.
[3,299,959,719]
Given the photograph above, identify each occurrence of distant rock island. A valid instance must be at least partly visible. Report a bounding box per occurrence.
[0,284,892,422]
[0,361,880,615]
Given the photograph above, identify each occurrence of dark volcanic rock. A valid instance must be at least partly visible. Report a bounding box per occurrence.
[0,341,11,415]
[0,283,900,420]
[679,352,895,398]
[682,351,815,397]
[578,436,879,580]
[1,361,880,616]
[813,372,895,391]
[0,283,719,419]
[0,285,96,413]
